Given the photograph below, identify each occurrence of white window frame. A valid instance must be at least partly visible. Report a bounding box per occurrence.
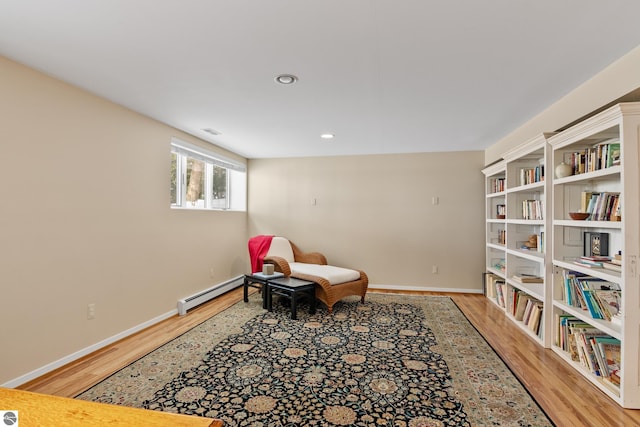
[171,138,246,211]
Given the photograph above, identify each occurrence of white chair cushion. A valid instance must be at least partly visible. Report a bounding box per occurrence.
[266,237,295,263]
[290,262,361,285]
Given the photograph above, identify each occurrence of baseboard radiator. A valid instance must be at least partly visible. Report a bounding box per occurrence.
[177,275,244,316]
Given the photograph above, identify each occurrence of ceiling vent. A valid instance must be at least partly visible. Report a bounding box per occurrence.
[202,128,221,136]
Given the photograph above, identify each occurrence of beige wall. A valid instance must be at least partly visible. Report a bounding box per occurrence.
[248,152,486,289]
[486,44,640,164]
[0,56,248,385]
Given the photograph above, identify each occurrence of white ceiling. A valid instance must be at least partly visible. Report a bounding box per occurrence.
[2,1,640,159]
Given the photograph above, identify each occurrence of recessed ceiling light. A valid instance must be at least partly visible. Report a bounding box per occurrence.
[275,74,298,85]
[320,133,335,139]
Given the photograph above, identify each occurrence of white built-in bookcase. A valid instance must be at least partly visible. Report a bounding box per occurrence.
[483,102,640,408]
[548,102,640,408]
[482,134,552,347]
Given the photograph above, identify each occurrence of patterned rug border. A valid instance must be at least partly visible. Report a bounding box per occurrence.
[77,293,553,426]
[447,299,554,426]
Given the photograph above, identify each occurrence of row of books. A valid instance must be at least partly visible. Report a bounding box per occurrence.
[566,140,620,175]
[484,273,503,300]
[560,270,621,321]
[519,165,544,186]
[580,191,621,221]
[556,315,620,389]
[573,254,622,273]
[490,177,505,193]
[522,199,543,220]
[508,290,543,335]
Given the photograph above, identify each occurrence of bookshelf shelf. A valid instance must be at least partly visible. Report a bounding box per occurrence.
[548,102,640,409]
[506,180,544,193]
[506,248,544,262]
[508,219,545,226]
[552,165,621,184]
[508,280,544,301]
[554,220,622,229]
[551,299,622,339]
[553,259,621,282]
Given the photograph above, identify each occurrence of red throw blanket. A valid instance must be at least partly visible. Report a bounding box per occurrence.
[248,235,274,273]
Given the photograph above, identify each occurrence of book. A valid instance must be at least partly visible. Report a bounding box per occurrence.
[515,295,531,321]
[580,255,611,262]
[594,336,621,385]
[527,302,543,334]
[512,274,543,283]
[573,259,603,269]
[593,290,621,320]
[580,191,595,214]
[601,262,622,272]
[609,142,621,166]
[250,271,285,279]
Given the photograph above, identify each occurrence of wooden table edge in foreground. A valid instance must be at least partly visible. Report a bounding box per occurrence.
[0,388,222,426]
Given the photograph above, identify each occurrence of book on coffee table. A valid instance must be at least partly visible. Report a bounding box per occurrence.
[251,272,285,280]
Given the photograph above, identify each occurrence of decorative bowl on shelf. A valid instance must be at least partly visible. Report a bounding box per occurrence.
[569,212,589,220]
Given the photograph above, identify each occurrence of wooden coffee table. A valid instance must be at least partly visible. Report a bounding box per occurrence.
[266,277,316,320]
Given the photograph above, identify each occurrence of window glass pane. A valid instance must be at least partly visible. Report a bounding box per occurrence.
[211,165,227,209]
[186,157,205,208]
[170,153,178,206]
[170,138,246,211]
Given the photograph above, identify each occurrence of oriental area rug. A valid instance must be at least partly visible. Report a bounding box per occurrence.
[77,293,552,426]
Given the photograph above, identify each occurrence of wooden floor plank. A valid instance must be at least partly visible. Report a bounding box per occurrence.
[17,288,640,426]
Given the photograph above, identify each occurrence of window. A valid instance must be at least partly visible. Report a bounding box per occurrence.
[170,138,246,211]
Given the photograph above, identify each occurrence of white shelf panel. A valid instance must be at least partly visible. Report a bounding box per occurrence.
[487,242,506,251]
[505,311,544,344]
[506,181,544,194]
[486,191,505,199]
[508,219,545,226]
[487,218,506,224]
[552,165,621,185]
[552,300,622,339]
[507,248,544,262]
[554,220,622,229]
[486,267,506,278]
[553,260,622,283]
[507,279,545,300]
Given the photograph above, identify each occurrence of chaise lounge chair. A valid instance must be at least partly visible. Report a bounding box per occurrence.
[249,236,368,313]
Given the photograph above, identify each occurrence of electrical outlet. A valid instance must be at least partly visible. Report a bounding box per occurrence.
[432,265,438,274]
[87,303,96,320]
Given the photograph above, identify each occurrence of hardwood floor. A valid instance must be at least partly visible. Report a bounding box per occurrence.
[17,287,640,426]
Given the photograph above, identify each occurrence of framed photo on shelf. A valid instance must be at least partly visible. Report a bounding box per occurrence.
[584,232,609,257]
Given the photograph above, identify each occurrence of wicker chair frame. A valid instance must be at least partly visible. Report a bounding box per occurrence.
[264,240,368,314]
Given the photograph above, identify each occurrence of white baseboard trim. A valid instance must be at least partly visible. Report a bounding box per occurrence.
[367,283,483,294]
[2,309,178,389]
[3,282,481,388]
